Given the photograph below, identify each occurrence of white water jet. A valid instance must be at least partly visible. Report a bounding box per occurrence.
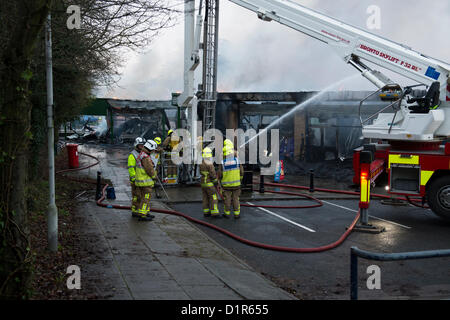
[240,74,362,148]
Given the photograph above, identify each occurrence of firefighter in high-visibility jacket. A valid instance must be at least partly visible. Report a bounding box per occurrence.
[128,137,146,217]
[218,145,244,219]
[200,147,220,217]
[153,136,162,178]
[162,129,180,180]
[135,140,158,221]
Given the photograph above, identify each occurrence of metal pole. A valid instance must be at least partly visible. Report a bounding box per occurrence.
[96,171,102,200]
[155,173,170,200]
[350,248,358,300]
[309,169,315,192]
[259,172,265,193]
[191,96,198,166]
[110,109,114,144]
[46,14,58,252]
[360,208,369,225]
[177,107,181,129]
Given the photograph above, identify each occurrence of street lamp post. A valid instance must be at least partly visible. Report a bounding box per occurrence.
[46,13,58,252]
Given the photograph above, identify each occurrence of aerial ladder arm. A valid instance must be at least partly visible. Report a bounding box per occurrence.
[230,0,450,100]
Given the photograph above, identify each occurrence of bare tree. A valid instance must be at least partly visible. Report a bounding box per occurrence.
[0,0,181,298]
[57,0,182,86]
[0,0,53,299]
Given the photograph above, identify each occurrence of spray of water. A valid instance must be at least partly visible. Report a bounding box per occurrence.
[240,74,361,148]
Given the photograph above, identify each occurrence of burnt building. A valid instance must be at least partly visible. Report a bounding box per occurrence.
[81,98,177,143]
[215,91,394,162]
[82,92,401,162]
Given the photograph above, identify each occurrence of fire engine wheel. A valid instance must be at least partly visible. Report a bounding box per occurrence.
[427,175,450,221]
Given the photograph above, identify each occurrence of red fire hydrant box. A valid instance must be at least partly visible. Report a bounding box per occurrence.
[66,143,79,168]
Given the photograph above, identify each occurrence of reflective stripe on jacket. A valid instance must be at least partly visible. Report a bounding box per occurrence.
[135,152,155,187]
[200,171,214,187]
[221,157,241,187]
[200,161,218,188]
[127,149,140,182]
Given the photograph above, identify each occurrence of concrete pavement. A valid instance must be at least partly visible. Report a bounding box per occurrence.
[72,144,296,300]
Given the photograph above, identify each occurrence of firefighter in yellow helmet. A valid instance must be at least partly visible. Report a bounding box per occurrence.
[223,138,238,157]
[161,130,173,151]
[224,139,233,148]
[128,137,146,217]
[153,136,163,174]
[200,147,220,217]
[162,129,180,181]
[218,145,244,219]
[135,140,158,221]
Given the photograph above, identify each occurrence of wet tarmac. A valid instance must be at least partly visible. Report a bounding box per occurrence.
[67,143,295,300]
[171,199,450,300]
[68,142,450,300]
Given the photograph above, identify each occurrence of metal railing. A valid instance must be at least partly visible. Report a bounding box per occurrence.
[160,151,179,184]
[358,88,402,127]
[358,83,429,128]
[350,246,450,300]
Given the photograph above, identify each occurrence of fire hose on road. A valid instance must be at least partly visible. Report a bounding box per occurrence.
[59,151,426,253]
[70,152,360,253]
[96,182,360,253]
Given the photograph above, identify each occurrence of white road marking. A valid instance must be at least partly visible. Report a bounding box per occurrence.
[246,202,316,233]
[321,200,412,230]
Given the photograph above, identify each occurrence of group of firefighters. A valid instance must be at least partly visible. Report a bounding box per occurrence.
[127,131,243,222]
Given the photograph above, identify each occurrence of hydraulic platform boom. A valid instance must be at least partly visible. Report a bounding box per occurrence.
[229,0,450,141]
[230,0,450,100]
[227,0,450,221]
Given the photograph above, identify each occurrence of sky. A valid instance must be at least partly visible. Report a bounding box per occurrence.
[96,0,450,100]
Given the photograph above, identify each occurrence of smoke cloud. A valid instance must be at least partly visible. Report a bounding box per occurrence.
[96,0,450,99]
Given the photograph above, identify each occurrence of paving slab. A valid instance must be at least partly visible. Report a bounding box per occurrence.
[73,144,296,300]
[182,285,243,300]
[198,258,294,300]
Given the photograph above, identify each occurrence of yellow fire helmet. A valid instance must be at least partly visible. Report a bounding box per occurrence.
[168,129,174,135]
[202,147,213,158]
[223,145,234,157]
[223,139,233,147]
[154,137,161,145]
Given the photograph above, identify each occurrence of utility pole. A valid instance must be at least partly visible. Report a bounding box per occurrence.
[46,13,58,252]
